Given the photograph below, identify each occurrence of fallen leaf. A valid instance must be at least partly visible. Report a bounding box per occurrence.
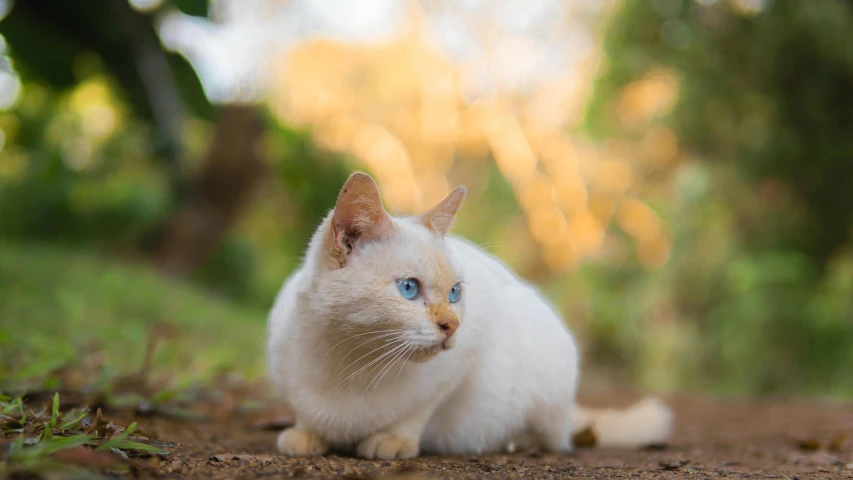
[105,424,126,439]
[571,426,597,448]
[660,459,690,470]
[796,438,821,451]
[135,439,180,449]
[250,415,295,431]
[211,454,276,462]
[84,408,109,437]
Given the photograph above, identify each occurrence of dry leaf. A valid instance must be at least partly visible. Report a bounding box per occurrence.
[211,454,276,462]
[659,459,690,470]
[250,415,295,431]
[797,438,821,451]
[84,408,109,437]
[572,426,597,448]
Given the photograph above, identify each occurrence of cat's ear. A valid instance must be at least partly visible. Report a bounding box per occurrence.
[331,172,393,259]
[419,186,467,236]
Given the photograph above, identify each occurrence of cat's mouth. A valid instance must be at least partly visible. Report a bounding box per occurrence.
[409,339,451,363]
[409,346,440,363]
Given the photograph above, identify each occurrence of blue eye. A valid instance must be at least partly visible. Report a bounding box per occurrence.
[396,278,419,300]
[448,283,462,303]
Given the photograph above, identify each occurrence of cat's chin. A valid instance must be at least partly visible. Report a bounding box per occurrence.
[409,340,452,363]
[409,347,441,363]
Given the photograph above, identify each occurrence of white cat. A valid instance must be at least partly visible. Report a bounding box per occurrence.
[267,172,672,460]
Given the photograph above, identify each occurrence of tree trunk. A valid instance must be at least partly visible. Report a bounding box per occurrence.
[150,105,267,276]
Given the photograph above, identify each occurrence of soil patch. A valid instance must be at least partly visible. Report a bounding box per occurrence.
[113,393,853,479]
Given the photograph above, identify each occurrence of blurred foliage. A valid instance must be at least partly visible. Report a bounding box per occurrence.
[0,79,170,245]
[580,0,853,396]
[2,0,853,399]
[0,75,351,307]
[1,0,212,122]
[0,241,267,383]
[588,0,853,266]
[0,0,353,306]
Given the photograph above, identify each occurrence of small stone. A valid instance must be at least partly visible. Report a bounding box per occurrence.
[169,460,183,473]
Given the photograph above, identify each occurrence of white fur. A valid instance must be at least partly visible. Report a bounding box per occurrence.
[267,208,672,458]
[573,397,672,449]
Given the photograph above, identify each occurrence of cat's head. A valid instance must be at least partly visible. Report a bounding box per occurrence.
[306,172,466,363]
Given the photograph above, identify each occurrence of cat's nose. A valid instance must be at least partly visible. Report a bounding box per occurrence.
[436,317,459,338]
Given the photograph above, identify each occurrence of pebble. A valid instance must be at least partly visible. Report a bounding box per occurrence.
[169,459,183,473]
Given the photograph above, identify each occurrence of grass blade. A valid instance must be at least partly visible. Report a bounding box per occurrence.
[96,422,137,451]
[59,410,88,431]
[113,441,167,455]
[48,393,60,428]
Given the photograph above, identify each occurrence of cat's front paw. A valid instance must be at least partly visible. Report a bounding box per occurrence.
[277,428,329,456]
[357,432,419,460]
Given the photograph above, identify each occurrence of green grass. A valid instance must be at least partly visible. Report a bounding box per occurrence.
[1,393,171,477]
[0,241,269,384]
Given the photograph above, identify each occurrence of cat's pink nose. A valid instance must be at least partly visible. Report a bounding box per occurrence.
[436,317,459,338]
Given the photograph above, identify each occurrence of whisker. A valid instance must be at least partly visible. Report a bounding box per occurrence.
[363,348,398,395]
[334,331,403,370]
[335,341,408,390]
[324,329,403,359]
[367,341,413,393]
[395,343,418,384]
[362,341,404,388]
[477,241,502,251]
[329,338,403,387]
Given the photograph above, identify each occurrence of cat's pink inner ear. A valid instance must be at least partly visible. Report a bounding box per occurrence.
[420,186,467,236]
[331,173,393,253]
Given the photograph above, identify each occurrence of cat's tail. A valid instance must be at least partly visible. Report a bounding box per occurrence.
[571,396,673,449]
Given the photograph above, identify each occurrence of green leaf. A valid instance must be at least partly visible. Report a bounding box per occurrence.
[37,434,94,456]
[113,441,167,455]
[49,393,59,427]
[96,422,137,451]
[59,410,88,431]
[42,424,52,440]
[150,389,178,405]
[2,396,24,415]
[12,434,94,459]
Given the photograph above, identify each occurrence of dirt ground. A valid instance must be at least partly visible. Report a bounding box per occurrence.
[111,392,853,479]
